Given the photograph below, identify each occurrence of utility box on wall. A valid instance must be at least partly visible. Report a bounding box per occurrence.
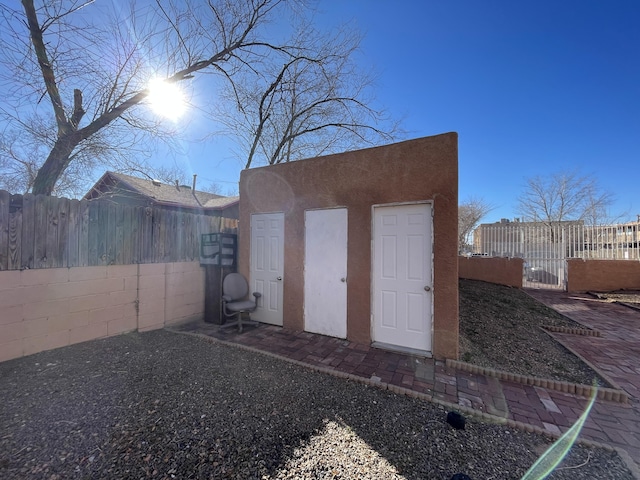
[201,233,238,324]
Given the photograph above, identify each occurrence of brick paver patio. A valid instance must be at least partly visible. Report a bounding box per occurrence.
[172,290,640,468]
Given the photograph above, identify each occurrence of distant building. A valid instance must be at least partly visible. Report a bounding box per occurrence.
[473,218,582,257]
[84,171,239,219]
[473,217,639,260]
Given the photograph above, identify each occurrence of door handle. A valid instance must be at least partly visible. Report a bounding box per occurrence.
[424,286,431,292]
[276,276,282,281]
[341,277,346,283]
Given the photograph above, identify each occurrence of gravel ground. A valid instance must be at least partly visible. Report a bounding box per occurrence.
[0,330,634,479]
[458,279,609,385]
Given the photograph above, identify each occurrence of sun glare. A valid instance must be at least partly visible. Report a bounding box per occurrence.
[147,78,187,120]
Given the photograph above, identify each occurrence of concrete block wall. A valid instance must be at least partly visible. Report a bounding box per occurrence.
[165,262,207,327]
[0,261,205,362]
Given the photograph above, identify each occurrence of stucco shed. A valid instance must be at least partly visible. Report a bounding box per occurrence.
[238,132,459,359]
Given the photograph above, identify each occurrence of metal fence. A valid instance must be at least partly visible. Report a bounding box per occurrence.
[473,220,640,290]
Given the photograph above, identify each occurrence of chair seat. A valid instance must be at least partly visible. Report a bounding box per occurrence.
[226,300,257,312]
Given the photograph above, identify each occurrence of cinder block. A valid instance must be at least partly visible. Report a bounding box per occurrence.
[42,282,76,301]
[122,302,137,319]
[166,313,201,326]
[23,330,70,356]
[168,293,202,313]
[137,312,164,330]
[167,303,203,324]
[68,266,107,282]
[138,288,165,304]
[47,311,89,332]
[21,268,69,286]
[138,274,165,292]
[165,271,184,288]
[184,290,205,304]
[107,316,137,336]
[138,299,165,316]
[138,324,163,332]
[0,321,26,343]
[69,293,109,313]
[167,271,205,293]
[23,298,70,321]
[25,284,69,303]
[124,276,138,291]
[108,289,138,307]
[89,304,125,325]
[69,323,107,345]
[107,264,137,279]
[170,261,202,274]
[0,271,22,290]
[0,339,23,362]
[139,263,167,276]
[0,305,22,325]
[65,277,124,297]
[21,317,50,338]
[0,287,32,308]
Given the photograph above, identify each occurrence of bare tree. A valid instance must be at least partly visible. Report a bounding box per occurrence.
[0,0,320,195]
[216,20,400,168]
[0,115,148,197]
[459,197,494,253]
[516,171,615,226]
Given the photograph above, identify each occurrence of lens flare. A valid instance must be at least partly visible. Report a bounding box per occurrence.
[521,384,598,480]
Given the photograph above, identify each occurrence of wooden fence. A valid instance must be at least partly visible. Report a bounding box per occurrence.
[0,190,238,270]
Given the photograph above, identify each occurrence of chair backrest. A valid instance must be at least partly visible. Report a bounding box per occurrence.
[223,273,249,301]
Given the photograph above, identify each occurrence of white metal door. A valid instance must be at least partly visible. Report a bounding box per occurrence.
[250,212,284,326]
[372,203,433,352]
[304,208,348,338]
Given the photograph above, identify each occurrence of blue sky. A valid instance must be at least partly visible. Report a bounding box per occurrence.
[148,1,639,222]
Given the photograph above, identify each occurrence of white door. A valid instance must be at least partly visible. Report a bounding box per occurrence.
[304,208,348,338]
[372,203,433,353]
[250,212,284,326]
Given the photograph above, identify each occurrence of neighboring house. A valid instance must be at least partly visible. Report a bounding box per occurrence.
[84,171,239,219]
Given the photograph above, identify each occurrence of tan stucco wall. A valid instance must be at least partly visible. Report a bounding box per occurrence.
[567,259,640,292]
[459,256,524,288]
[239,133,459,359]
[0,261,205,362]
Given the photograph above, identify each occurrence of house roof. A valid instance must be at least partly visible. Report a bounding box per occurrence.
[85,171,239,210]
[203,196,240,208]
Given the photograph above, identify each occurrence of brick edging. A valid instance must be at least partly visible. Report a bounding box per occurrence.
[446,359,629,404]
[167,328,640,477]
[541,325,602,337]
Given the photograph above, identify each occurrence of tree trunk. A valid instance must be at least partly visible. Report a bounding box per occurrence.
[31,135,78,195]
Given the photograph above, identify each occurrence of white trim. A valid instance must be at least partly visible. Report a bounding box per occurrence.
[370,201,434,344]
[370,201,434,352]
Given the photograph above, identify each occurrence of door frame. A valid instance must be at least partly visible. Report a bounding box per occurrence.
[250,211,285,326]
[303,206,348,338]
[370,201,434,355]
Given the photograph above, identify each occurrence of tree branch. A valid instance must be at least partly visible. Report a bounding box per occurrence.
[21,0,69,135]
